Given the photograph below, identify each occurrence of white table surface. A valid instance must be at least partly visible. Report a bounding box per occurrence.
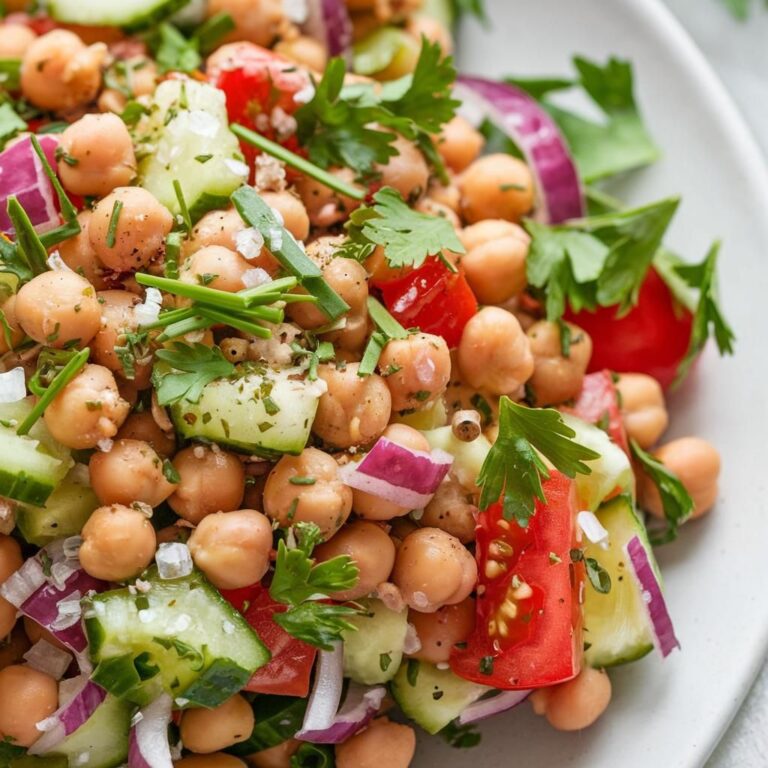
[660,1,768,765]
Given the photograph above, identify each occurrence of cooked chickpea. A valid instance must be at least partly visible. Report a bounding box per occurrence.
[79,503,156,581]
[315,521,396,600]
[263,448,352,539]
[57,114,135,198]
[353,424,430,521]
[407,14,453,54]
[393,528,477,612]
[246,739,299,768]
[207,0,285,46]
[44,364,130,449]
[0,626,30,671]
[461,228,530,305]
[0,535,23,639]
[531,667,612,731]
[437,116,483,173]
[116,411,176,457]
[15,271,101,348]
[427,178,461,214]
[335,718,416,768]
[23,617,68,653]
[188,510,273,590]
[459,154,535,224]
[312,363,391,449]
[89,439,176,508]
[89,187,173,272]
[414,197,462,229]
[616,373,669,449]
[296,168,363,227]
[260,191,311,242]
[0,665,58,747]
[274,35,327,72]
[0,23,36,59]
[375,135,429,203]
[526,321,592,406]
[458,307,534,395]
[181,693,254,754]
[57,210,109,288]
[90,290,139,373]
[408,597,475,664]
[180,246,252,294]
[378,333,451,412]
[0,296,25,355]
[420,478,478,543]
[175,756,245,768]
[639,437,721,519]
[168,446,245,525]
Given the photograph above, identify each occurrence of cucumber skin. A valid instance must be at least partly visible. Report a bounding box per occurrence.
[48,0,190,32]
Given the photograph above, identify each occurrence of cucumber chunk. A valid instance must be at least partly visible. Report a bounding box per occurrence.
[342,599,408,685]
[390,661,490,734]
[170,365,322,457]
[47,0,190,30]
[137,79,248,223]
[422,426,492,491]
[583,496,656,667]
[84,567,270,707]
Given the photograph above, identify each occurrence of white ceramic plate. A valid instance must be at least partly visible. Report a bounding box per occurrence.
[414,1,768,765]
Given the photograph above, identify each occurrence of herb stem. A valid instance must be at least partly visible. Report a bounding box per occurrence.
[173,179,193,233]
[138,306,196,330]
[105,200,124,249]
[135,273,250,311]
[164,231,182,279]
[196,306,272,338]
[6,196,49,277]
[156,315,211,342]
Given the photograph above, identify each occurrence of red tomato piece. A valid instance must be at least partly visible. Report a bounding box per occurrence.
[450,473,584,689]
[565,269,693,390]
[375,258,478,349]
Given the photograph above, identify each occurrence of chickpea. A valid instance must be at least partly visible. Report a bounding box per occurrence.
[639,437,721,519]
[459,219,520,252]
[168,446,245,525]
[0,23,36,59]
[246,739,299,768]
[458,307,534,396]
[15,271,101,348]
[274,35,327,72]
[420,478,478,543]
[312,363,391,449]
[79,503,156,581]
[378,333,451,412]
[375,135,429,203]
[437,116,483,174]
[207,0,285,47]
[406,14,453,54]
[57,210,109,288]
[531,667,612,731]
[23,617,68,653]
[427,179,461,214]
[353,424,430,521]
[393,528,477,612]
[89,187,173,272]
[116,411,176,457]
[414,197,462,229]
[0,296,25,354]
[459,154,535,224]
[364,244,409,285]
[175,756,245,768]
[90,290,139,373]
[264,448,352,539]
[188,510,273,590]
[408,597,475,664]
[44,364,130,450]
[260,191,311,242]
[0,665,58,747]
[295,168,363,227]
[0,535,23,639]
[315,521,396,601]
[181,694,254,753]
[616,373,668,449]
[180,246,252,294]
[335,718,416,768]
[526,321,592,406]
[0,626,30,671]
[461,229,530,306]
[89,439,176,508]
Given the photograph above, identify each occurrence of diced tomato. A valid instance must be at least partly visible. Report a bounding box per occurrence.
[450,473,584,689]
[566,268,693,390]
[374,258,478,349]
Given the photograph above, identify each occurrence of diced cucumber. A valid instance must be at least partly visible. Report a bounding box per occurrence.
[390,661,490,735]
[228,696,307,756]
[0,400,72,506]
[84,567,270,708]
[47,0,190,31]
[16,467,98,546]
[394,399,447,431]
[342,599,408,685]
[11,757,67,768]
[137,80,248,223]
[421,427,492,492]
[560,412,634,510]
[583,496,656,667]
[170,365,322,458]
[353,28,419,77]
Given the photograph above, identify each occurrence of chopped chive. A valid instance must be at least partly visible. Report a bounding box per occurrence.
[165,231,183,279]
[263,395,280,415]
[194,154,213,163]
[6,196,49,277]
[367,297,408,339]
[173,179,193,233]
[30,135,78,223]
[105,200,124,249]
[192,11,236,55]
[138,306,197,331]
[289,476,317,485]
[156,315,212,342]
[195,306,271,339]
[279,293,318,304]
[17,348,90,436]
[358,331,386,377]
[135,273,250,311]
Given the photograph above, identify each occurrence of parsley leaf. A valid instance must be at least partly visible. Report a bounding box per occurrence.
[149,23,202,74]
[439,721,482,749]
[450,0,487,22]
[0,101,26,147]
[718,0,755,18]
[673,241,736,385]
[571,549,612,593]
[153,342,235,405]
[631,438,694,545]
[477,398,600,527]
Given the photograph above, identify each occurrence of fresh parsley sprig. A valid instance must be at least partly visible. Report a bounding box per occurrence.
[477,398,600,527]
[146,14,235,74]
[152,342,235,406]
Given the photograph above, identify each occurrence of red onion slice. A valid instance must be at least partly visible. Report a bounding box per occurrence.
[23,639,73,680]
[455,77,585,224]
[624,535,680,658]
[457,689,531,725]
[297,683,386,743]
[302,0,353,60]
[297,643,344,737]
[0,134,61,234]
[339,438,453,509]
[128,695,173,768]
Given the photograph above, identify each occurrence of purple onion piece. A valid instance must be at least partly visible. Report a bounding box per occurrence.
[458,689,531,725]
[302,0,354,59]
[128,695,174,768]
[297,644,344,738]
[298,683,386,744]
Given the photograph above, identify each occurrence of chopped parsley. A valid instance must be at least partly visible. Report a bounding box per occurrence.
[153,343,235,406]
[571,549,612,594]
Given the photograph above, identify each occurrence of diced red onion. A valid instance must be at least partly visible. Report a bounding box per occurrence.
[297,643,344,737]
[0,556,47,607]
[134,287,163,327]
[455,77,585,224]
[23,639,72,680]
[302,0,354,59]
[0,134,61,234]
[29,676,107,755]
[298,683,386,744]
[128,694,174,768]
[624,535,680,658]
[338,438,453,509]
[577,510,610,549]
[155,542,193,580]
[457,689,531,725]
[0,367,26,403]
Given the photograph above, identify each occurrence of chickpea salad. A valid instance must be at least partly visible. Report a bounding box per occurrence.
[0,1,736,767]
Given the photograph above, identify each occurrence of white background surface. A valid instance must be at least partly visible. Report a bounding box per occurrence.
[662,5,768,765]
